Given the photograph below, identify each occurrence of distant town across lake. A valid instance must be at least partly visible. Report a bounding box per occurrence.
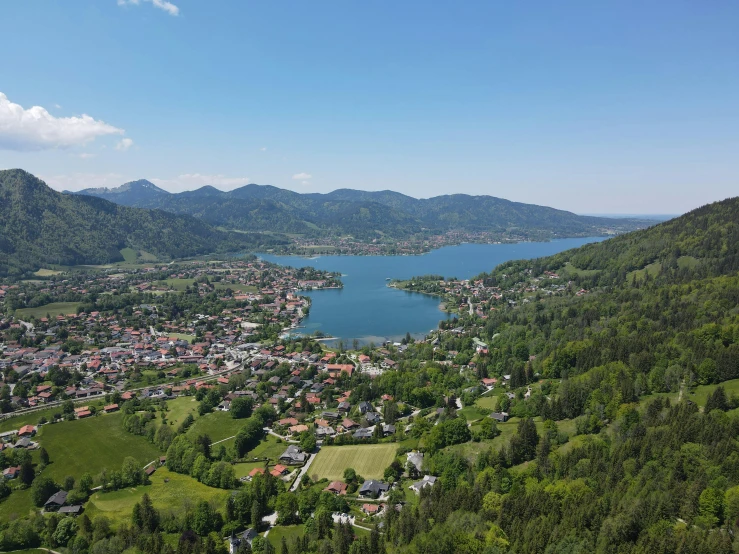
[259,237,606,345]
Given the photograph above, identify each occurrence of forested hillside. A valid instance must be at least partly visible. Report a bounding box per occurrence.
[73,180,654,240]
[376,197,739,553]
[0,170,285,278]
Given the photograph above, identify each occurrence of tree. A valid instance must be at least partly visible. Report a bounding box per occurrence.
[19,454,34,485]
[31,476,59,507]
[706,386,729,412]
[121,456,143,487]
[384,461,403,483]
[132,493,160,533]
[52,517,78,547]
[39,447,50,466]
[299,431,316,453]
[275,492,299,525]
[231,397,254,419]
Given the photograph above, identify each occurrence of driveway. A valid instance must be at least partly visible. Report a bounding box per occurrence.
[290,450,318,492]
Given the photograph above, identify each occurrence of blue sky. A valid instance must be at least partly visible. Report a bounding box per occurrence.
[1,1,737,213]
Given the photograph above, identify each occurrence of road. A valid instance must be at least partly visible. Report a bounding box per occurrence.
[290,451,318,492]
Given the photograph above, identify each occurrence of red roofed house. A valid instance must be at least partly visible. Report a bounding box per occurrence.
[18,425,36,437]
[324,481,348,495]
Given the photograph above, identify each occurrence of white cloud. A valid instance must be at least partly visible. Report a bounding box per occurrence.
[77,152,96,159]
[117,0,180,16]
[260,147,267,152]
[150,173,253,192]
[116,138,134,151]
[0,92,126,151]
[301,181,310,186]
[292,172,312,180]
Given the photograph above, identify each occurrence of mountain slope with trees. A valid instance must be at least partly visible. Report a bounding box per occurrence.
[0,169,285,278]
[73,180,655,240]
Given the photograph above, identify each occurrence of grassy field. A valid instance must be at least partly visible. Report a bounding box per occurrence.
[167,332,195,342]
[39,413,162,481]
[15,301,81,319]
[120,247,139,263]
[158,278,196,291]
[164,397,200,429]
[0,406,68,433]
[186,411,247,444]
[309,444,398,481]
[34,268,64,277]
[266,524,305,547]
[214,282,258,293]
[248,435,288,461]
[560,262,601,278]
[689,379,739,407]
[459,406,487,422]
[85,468,229,527]
[475,395,498,411]
[233,461,268,479]
[0,487,35,522]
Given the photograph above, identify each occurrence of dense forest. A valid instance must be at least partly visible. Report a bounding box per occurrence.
[72,180,653,241]
[0,170,286,278]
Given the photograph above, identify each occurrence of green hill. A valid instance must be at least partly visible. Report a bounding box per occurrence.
[73,180,656,240]
[0,169,286,278]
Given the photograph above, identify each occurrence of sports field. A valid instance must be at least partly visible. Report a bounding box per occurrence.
[309,443,397,481]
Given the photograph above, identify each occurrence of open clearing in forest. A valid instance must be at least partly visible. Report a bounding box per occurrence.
[309,443,397,481]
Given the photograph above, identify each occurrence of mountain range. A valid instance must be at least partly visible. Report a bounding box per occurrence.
[0,170,285,278]
[71,180,656,240]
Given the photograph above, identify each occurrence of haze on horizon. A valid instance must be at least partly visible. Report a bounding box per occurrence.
[1,1,738,215]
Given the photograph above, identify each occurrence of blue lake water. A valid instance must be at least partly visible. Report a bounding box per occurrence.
[260,237,605,345]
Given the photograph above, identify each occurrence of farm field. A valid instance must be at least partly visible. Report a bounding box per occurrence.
[38,413,162,481]
[309,443,398,481]
[85,468,229,527]
[14,301,81,318]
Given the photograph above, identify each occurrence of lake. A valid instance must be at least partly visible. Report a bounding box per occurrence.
[260,237,605,345]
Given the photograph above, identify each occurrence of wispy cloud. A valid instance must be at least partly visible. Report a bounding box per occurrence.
[117,0,180,17]
[115,138,134,151]
[0,92,126,151]
[292,172,312,180]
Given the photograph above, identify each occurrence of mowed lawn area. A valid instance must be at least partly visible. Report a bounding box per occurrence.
[15,301,81,318]
[309,444,398,481]
[39,413,162,481]
[85,468,229,527]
